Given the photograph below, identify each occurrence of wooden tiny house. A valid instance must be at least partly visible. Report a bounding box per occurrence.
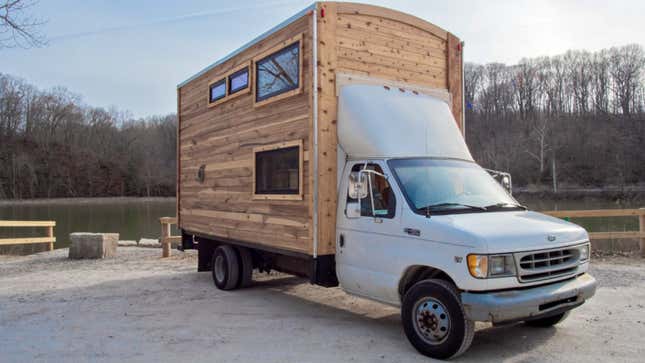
[176,2,464,277]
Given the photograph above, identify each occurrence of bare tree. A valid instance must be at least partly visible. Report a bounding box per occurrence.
[609,44,645,115]
[0,0,45,49]
[465,44,645,190]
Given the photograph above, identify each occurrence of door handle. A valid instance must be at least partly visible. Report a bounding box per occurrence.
[404,228,421,237]
[339,234,345,247]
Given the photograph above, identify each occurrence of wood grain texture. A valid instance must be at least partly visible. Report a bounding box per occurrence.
[316,2,339,256]
[447,32,464,132]
[178,2,464,257]
[176,88,182,226]
[334,10,450,91]
[544,209,645,217]
[335,2,448,40]
[0,220,56,227]
[0,237,56,246]
[178,13,313,254]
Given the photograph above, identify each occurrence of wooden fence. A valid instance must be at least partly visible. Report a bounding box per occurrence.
[160,208,645,257]
[160,217,181,258]
[0,220,56,251]
[543,208,645,257]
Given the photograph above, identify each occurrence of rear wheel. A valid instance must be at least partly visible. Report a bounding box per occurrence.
[525,311,570,327]
[236,246,254,288]
[402,279,475,360]
[212,245,240,290]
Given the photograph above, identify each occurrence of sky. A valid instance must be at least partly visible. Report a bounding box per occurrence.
[1,0,643,117]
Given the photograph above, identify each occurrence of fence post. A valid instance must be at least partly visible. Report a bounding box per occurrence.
[47,225,54,251]
[161,220,171,258]
[638,208,645,258]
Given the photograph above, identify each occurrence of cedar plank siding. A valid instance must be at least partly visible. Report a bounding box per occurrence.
[178,14,314,254]
[314,2,463,256]
[177,2,463,257]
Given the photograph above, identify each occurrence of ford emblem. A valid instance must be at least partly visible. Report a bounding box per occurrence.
[547,235,556,242]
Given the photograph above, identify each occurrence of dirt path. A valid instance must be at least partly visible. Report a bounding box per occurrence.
[1,248,644,362]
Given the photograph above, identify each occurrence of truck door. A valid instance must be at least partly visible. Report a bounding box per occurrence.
[336,161,402,302]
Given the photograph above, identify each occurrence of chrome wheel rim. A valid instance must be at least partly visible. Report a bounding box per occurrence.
[214,254,225,283]
[413,297,451,345]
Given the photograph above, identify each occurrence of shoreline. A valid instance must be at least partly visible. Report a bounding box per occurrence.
[0,196,175,206]
[1,188,644,206]
[514,189,645,202]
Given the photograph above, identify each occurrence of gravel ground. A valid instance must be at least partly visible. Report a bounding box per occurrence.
[1,248,644,362]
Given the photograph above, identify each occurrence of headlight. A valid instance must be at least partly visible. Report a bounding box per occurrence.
[467,254,516,278]
[579,243,590,262]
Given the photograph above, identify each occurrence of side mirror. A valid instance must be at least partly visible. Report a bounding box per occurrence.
[348,172,368,199]
[346,202,361,219]
[485,168,513,195]
[501,176,512,194]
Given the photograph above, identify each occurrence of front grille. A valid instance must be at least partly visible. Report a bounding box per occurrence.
[515,246,580,282]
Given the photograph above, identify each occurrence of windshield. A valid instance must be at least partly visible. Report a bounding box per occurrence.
[388,158,519,214]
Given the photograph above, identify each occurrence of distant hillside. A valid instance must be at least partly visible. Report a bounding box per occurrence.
[465,44,645,190]
[0,74,176,199]
[0,44,644,199]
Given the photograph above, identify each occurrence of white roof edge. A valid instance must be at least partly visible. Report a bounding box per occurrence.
[177,3,316,89]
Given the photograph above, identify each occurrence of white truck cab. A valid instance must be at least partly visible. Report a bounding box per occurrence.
[333,83,597,358]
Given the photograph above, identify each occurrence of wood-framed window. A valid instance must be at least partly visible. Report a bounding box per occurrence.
[253,34,303,107]
[208,78,226,106]
[226,62,252,101]
[207,61,252,108]
[229,66,250,94]
[252,140,303,200]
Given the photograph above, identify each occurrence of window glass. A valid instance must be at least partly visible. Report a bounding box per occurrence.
[388,158,516,214]
[209,79,226,103]
[255,146,299,195]
[229,67,249,94]
[347,164,396,218]
[256,42,300,102]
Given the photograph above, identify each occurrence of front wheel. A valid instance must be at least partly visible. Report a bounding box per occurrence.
[402,279,475,360]
[524,311,570,327]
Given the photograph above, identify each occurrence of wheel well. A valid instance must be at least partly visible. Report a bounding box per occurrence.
[398,265,457,299]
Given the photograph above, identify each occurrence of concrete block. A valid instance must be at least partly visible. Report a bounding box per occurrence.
[118,240,137,247]
[138,238,161,248]
[69,233,119,259]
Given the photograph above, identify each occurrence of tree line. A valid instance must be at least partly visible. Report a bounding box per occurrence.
[465,44,645,191]
[1,44,644,199]
[0,73,176,199]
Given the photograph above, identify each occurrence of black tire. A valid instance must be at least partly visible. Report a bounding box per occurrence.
[212,245,240,290]
[525,311,570,327]
[236,247,254,288]
[402,279,475,360]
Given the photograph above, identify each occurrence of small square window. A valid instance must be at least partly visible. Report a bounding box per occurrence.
[209,79,226,103]
[253,141,302,199]
[229,67,249,94]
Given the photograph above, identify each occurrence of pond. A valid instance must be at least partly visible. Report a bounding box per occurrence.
[0,198,177,254]
[517,194,643,235]
[0,195,642,254]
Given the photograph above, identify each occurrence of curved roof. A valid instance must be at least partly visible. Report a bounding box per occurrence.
[177,2,454,88]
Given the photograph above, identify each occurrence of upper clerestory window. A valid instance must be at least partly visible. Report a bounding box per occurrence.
[229,67,249,94]
[208,79,226,104]
[255,41,301,103]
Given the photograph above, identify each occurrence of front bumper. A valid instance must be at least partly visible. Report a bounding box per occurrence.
[461,273,597,323]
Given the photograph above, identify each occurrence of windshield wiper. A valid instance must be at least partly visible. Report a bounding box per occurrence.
[483,202,528,210]
[419,202,487,216]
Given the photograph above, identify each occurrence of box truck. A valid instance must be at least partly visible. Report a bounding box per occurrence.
[176,2,596,359]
